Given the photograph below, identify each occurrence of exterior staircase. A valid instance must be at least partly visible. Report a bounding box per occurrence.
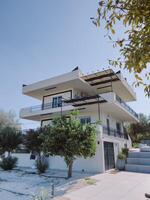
[125,151,150,173]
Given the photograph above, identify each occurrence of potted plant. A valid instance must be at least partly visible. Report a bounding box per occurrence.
[116,153,126,170]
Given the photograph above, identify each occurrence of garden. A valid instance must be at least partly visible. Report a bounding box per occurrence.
[0,111,97,199]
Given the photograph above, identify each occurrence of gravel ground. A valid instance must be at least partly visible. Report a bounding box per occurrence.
[0,168,93,200]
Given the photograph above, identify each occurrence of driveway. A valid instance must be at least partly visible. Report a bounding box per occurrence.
[62,171,150,200]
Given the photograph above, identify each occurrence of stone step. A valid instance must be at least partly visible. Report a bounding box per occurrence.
[127,158,150,165]
[128,152,150,158]
[125,164,150,173]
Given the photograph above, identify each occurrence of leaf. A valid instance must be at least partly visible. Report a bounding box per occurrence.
[135,74,143,81]
[111,28,115,34]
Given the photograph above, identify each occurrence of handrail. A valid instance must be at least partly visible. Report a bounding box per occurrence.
[103,126,128,139]
[30,102,68,112]
[116,95,138,119]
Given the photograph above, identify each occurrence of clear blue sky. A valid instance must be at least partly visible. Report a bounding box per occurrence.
[0,0,149,129]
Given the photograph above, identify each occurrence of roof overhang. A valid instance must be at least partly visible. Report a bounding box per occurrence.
[82,69,136,102]
[22,70,96,100]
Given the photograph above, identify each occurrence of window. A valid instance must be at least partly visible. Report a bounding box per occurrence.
[106,118,110,135]
[80,117,91,125]
[52,96,62,108]
[116,122,121,134]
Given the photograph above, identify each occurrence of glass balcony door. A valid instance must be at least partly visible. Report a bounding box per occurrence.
[52,96,62,108]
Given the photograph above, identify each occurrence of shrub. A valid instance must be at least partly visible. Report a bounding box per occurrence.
[35,156,49,174]
[118,153,126,160]
[121,147,129,157]
[133,143,140,148]
[84,177,97,185]
[33,188,50,200]
[0,156,18,170]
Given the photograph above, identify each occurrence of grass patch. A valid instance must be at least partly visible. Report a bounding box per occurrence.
[84,177,97,185]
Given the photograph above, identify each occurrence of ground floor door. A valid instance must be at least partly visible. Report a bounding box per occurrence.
[104,142,115,170]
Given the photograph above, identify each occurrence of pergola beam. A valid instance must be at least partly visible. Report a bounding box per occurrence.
[90,78,119,86]
[84,72,115,82]
[73,100,107,107]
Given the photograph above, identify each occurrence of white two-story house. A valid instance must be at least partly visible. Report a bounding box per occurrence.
[20,67,139,173]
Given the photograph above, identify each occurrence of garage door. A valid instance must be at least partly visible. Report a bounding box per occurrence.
[104,142,115,170]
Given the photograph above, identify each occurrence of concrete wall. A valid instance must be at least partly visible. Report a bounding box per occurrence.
[13,126,105,173]
[13,153,35,168]
[13,125,131,173]
[48,125,104,173]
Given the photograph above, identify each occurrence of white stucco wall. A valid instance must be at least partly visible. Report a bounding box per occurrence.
[48,125,104,173]
[13,125,131,172]
[13,153,35,168]
[13,126,105,173]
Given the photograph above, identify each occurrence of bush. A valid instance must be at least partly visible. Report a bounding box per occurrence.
[133,143,140,148]
[118,153,126,160]
[33,188,50,200]
[121,147,129,157]
[0,156,18,170]
[35,156,49,174]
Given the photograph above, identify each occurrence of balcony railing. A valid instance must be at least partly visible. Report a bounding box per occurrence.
[30,102,69,112]
[103,126,128,139]
[116,95,138,119]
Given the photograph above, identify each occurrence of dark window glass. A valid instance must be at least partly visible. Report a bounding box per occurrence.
[52,96,62,108]
[80,117,91,125]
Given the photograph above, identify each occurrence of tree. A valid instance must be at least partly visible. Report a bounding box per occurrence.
[41,112,96,178]
[24,128,43,155]
[91,0,150,96]
[24,128,49,174]
[0,126,22,156]
[0,110,20,130]
[127,113,150,143]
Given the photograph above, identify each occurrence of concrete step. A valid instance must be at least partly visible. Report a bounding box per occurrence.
[125,164,150,173]
[127,158,150,165]
[128,152,150,158]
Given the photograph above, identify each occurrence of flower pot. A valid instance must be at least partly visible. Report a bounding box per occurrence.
[116,159,126,170]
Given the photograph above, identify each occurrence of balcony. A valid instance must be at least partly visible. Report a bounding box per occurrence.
[116,95,138,119]
[20,101,72,120]
[31,102,68,112]
[103,126,128,139]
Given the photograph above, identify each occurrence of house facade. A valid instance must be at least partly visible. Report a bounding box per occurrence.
[20,68,139,173]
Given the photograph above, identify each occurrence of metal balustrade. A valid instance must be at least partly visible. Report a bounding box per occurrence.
[103,126,128,139]
[116,95,138,119]
[30,102,69,112]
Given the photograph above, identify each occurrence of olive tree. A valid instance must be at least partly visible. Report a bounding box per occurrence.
[0,110,20,129]
[24,128,43,155]
[0,126,22,170]
[24,128,49,174]
[0,126,22,156]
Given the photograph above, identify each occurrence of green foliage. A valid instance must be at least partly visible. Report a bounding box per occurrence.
[35,156,49,174]
[84,177,97,185]
[121,147,129,157]
[92,0,150,96]
[118,153,126,160]
[126,113,150,143]
[133,143,140,148]
[0,126,22,153]
[41,112,97,178]
[0,156,18,170]
[24,128,43,154]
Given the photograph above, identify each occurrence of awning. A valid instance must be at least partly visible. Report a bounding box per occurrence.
[64,94,107,107]
[82,69,120,92]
